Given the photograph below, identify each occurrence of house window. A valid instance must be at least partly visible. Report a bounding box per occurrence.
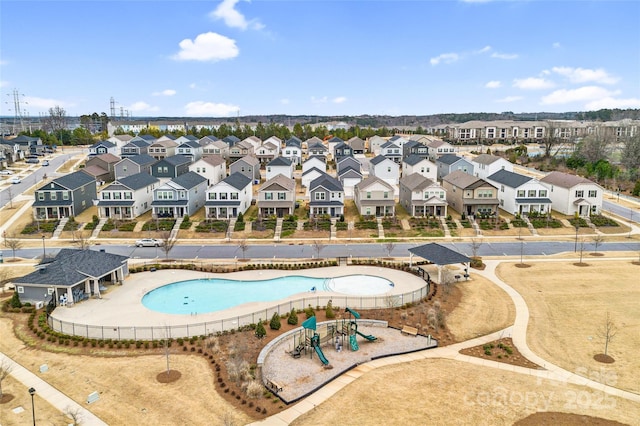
[157,166,162,173]
[113,192,122,200]
[123,166,127,172]
[278,193,286,200]
[124,192,132,199]
[220,193,228,200]
[179,191,186,199]
[517,190,525,197]
[265,192,273,200]
[267,167,271,173]
[539,190,547,197]
[383,191,389,199]
[38,192,44,201]
[588,190,597,197]
[17,286,24,294]
[575,190,584,198]
[50,192,57,201]
[501,185,504,193]
[231,193,238,200]
[103,193,111,200]
[209,193,217,200]
[387,167,391,173]
[528,190,536,197]
[366,192,371,199]
[163,167,168,173]
[201,167,206,173]
[315,192,325,201]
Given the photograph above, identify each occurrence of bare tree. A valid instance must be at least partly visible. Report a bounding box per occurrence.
[237,239,249,260]
[470,238,483,258]
[578,239,586,264]
[72,230,90,250]
[43,105,68,135]
[575,134,612,164]
[64,405,83,425]
[0,358,12,399]
[6,186,13,209]
[592,234,605,255]
[163,325,172,376]
[159,231,176,260]
[542,121,574,158]
[312,240,326,259]
[4,233,22,259]
[620,134,640,173]
[383,242,396,258]
[597,312,618,356]
[440,269,455,301]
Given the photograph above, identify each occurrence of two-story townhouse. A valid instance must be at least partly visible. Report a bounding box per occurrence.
[309,173,344,218]
[402,155,437,181]
[436,154,474,180]
[399,173,447,217]
[442,170,499,217]
[307,141,328,157]
[242,136,262,151]
[388,135,408,149]
[33,171,96,220]
[327,136,344,158]
[333,142,353,163]
[85,153,120,182]
[258,174,296,218]
[255,141,279,164]
[301,167,325,195]
[347,137,366,154]
[427,140,456,160]
[120,138,151,158]
[189,155,226,186]
[150,155,192,179]
[282,138,302,165]
[229,155,261,182]
[0,139,24,163]
[11,135,44,156]
[151,171,208,218]
[354,176,395,217]
[202,139,230,160]
[148,140,178,160]
[486,170,551,216]
[302,157,326,175]
[222,135,241,147]
[114,154,157,179]
[380,141,402,163]
[263,136,283,150]
[368,135,386,155]
[472,154,514,180]
[266,157,294,180]
[198,135,219,146]
[175,135,198,145]
[229,140,255,161]
[402,140,430,160]
[175,140,203,162]
[369,155,400,186]
[540,171,603,216]
[205,172,253,219]
[107,134,133,150]
[88,140,118,157]
[97,172,159,219]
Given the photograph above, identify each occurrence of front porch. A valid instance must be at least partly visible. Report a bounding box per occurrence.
[34,206,72,220]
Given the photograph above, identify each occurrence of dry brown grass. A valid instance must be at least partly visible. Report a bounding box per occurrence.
[292,359,640,426]
[0,375,68,426]
[0,201,27,226]
[496,260,640,393]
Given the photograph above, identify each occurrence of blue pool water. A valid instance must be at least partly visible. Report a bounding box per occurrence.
[142,274,393,314]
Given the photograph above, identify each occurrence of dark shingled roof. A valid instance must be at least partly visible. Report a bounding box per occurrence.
[437,154,464,166]
[222,172,252,190]
[267,156,292,167]
[403,154,428,166]
[487,169,532,188]
[127,154,157,165]
[310,173,343,192]
[50,170,95,190]
[171,171,207,189]
[370,155,391,165]
[117,172,159,190]
[408,243,471,265]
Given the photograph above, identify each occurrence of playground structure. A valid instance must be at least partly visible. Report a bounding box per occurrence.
[337,307,377,352]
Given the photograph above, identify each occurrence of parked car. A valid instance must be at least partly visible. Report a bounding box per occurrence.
[42,160,49,166]
[25,158,40,164]
[9,176,22,184]
[135,238,162,247]
[0,170,14,175]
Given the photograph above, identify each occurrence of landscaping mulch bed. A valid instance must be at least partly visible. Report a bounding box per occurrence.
[459,337,542,369]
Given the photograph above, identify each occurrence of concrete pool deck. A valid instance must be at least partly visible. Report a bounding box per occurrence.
[50,265,432,330]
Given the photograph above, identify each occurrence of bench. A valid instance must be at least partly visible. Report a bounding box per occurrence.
[267,379,283,394]
[87,391,100,404]
[401,325,418,337]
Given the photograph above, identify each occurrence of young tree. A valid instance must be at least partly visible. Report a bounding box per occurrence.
[578,239,586,264]
[4,233,22,259]
[237,239,249,260]
[312,240,326,259]
[0,358,13,399]
[72,230,90,250]
[383,242,396,258]
[159,231,177,260]
[470,238,483,258]
[64,405,83,426]
[255,321,266,339]
[269,312,281,330]
[287,308,298,325]
[597,312,618,356]
[592,234,605,255]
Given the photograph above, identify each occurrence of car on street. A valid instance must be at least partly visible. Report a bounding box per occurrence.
[0,170,14,175]
[25,158,40,164]
[9,176,22,184]
[42,160,50,166]
[135,238,162,247]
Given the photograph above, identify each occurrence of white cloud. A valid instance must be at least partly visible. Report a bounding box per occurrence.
[172,32,239,62]
[551,66,618,85]
[184,101,239,116]
[491,52,518,60]
[496,96,523,103]
[513,77,555,90]
[585,97,640,110]
[333,96,347,104]
[552,42,561,49]
[280,98,290,105]
[311,96,328,104]
[430,53,459,66]
[475,45,491,54]
[0,80,9,88]
[485,80,501,89]
[210,0,263,31]
[152,89,177,97]
[24,96,70,110]
[127,101,159,112]
[541,86,619,105]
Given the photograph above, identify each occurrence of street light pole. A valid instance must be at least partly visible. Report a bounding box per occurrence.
[28,387,36,425]
[574,224,579,252]
[41,235,46,260]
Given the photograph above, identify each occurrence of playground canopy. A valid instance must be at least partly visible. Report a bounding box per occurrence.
[407,243,471,283]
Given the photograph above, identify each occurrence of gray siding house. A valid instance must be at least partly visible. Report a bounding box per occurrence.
[114,154,157,179]
[151,155,192,179]
[229,155,261,182]
[436,154,474,180]
[309,173,344,218]
[33,171,96,220]
[151,171,208,218]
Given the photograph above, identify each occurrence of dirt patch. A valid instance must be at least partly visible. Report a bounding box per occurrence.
[515,263,532,268]
[156,370,182,383]
[590,252,606,256]
[514,412,629,426]
[460,338,542,369]
[573,262,590,267]
[594,353,615,364]
[0,393,15,404]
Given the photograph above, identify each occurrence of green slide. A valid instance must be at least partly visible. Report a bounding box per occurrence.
[311,333,329,365]
[349,334,359,351]
[356,331,377,341]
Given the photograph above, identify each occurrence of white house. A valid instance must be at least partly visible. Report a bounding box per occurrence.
[472,154,514,180]
[540,171,603,216]
[380,141,402,163]
[402,154,437,181]
[205,172,253,219]
[189,155,226,186]
[302,156,326,174]
[369,155,400,186]
[266,157,294,180]
[368,135,386,155]
[255,141,279,164]
[88,141,118,156]
[302,167,325,195]
[202,139,229,160]
[282,140,302,165]
[427,139,456,160]
[176,140,203,162]
[97,172,159,220]
[486,170,551,216]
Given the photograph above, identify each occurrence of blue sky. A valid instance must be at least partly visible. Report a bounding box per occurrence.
[1,0,639,118]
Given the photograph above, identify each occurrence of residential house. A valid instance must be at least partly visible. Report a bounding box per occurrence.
[327,136,344,158]
[10,249,128,305]
[202,139,229,160]
[0,139,24,163]
[189,155,226,186]
[336,156,361,175]
[120,138,150,158]
[175,140,203,162]
[442,170,499,217]
[388,135,408,148]
[472,154,514,180]
[205,172,252,219]
[114,154,156,179]
[399,173,448,217]
[263,136,283,150]
[402,140,430,160]
[255,141,279,164]
[85,153,120,181]
[151,171,208,218]
[333,142,354,163]
[427,140,456,160]
[229,140,254,161]
[198,135,219,146]
[302,157,326,174]
[540,171,603,216]
[368,135,386,155]
[282,138,302,165]
[308,173,344,218]
[10,135,44,156]
[150,155,192,179]
[229,155,261,182]
[369,155,400,186]
[257,174,296,218]
[175,135,198,145]
[354,176,395,217]
[242,136,262,151]
[486,170,551,216]
[148,139,178,160]
[222,135,241,147]
[33,171,96,220]
[107,134,133,150]
[436,154,474,180]
[97,172,159,219]
[301,167,325,195]
[307,140,328,157]
[266,157,294,180]
[380,141,402,163]
[88,140,117,157]
[347,137,366,154]
[402,154,437,181]
[337,165,363,198]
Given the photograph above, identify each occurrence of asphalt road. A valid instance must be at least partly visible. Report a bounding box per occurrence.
[603,200,640,224]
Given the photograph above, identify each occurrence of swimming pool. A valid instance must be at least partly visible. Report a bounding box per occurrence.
[142,274,394,315]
